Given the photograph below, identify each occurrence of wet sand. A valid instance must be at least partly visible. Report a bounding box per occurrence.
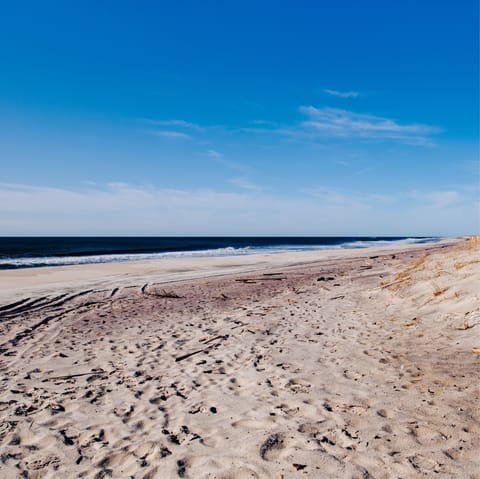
[0,238,479,478]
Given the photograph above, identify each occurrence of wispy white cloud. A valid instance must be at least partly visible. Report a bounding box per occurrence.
[203,149,250,173]
[144,119,203,130]
[238,127,273,135]
[234,106,440,146]
[298,106,440,145]
[140,106,439,147]
[206,149,223,159]
[409,190,460,208]
[324,89,360,98]
[141,119,203,140]
[229,177,263,192]
[302,186,396,207]
[252,119,278,126]
[150,130,192,140]
[219,159,250,173]
[0,182,475,235]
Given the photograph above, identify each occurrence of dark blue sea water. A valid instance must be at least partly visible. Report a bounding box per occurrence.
[0,236,439,269]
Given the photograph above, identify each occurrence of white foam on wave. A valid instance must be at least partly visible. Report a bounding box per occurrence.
[1,246,253,268]
[0,238,439,269]
[339,237,438,249]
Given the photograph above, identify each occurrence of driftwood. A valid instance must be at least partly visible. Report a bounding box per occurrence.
[44,370,110,381]
[230,323,246,330]
[175,347,213,363]
[292,288,306,294]
[330,295,345,300]
[200,334,229,344]
[235,277,284,283]
[175,335,228,362]
[148,289,182,298]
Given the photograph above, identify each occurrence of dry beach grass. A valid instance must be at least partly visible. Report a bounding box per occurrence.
[0,238,478,478]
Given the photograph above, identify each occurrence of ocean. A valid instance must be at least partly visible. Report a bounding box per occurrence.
[0,236,439,269]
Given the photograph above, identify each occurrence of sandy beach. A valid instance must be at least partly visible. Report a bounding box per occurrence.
[0,238,478,478]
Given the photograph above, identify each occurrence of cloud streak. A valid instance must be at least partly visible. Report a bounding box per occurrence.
[233,106,440,146]
[0,182,475,236]
[409,190,460,208]
[150,130,192,140]
[204,150,251,173]
[297,106,440,145]
[206,149,223,159]
[302,186,395,208]
[140,107,440,147]
[142,118,205,141]
[144,119,203,130]
[229,177,263,192]
[324,89,360,98]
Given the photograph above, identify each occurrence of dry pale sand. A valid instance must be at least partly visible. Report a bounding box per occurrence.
[0,238,479,478]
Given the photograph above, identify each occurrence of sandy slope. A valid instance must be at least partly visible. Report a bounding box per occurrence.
[0,239,478,478]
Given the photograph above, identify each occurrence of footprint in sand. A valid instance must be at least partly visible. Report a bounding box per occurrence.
[259,433,286,461]
[285,378,311,394]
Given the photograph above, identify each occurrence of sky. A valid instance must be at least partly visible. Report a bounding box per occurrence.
[0,0,478,235]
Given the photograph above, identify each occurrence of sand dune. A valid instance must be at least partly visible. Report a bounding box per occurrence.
[0,238,478,478]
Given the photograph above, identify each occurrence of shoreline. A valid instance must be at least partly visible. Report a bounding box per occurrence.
[0,237,459,303]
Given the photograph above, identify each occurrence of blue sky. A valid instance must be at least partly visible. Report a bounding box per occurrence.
[0,0,478,235]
